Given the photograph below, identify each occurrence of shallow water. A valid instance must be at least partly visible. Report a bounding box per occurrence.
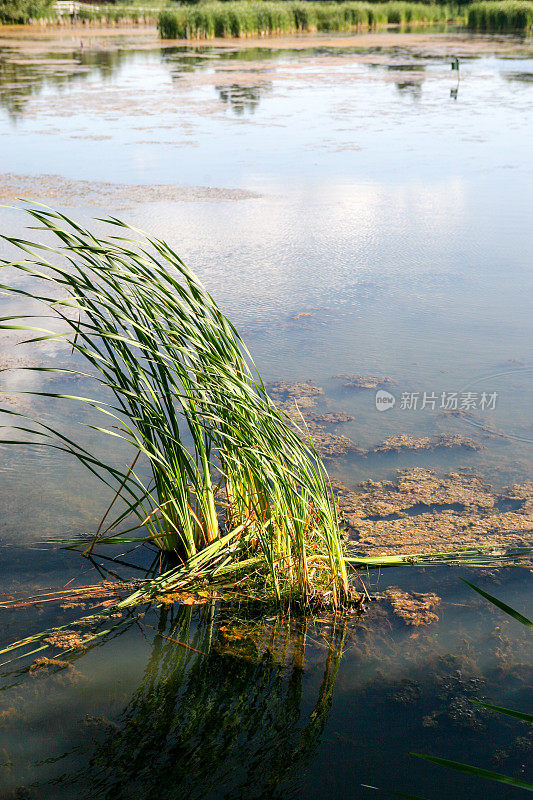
[0,27,531,800]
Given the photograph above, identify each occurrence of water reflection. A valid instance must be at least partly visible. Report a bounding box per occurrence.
[216,81,271,115]
[0,571,531,799]
[31,605,347,799]
[0,47,130,118]
[394,79,423,100]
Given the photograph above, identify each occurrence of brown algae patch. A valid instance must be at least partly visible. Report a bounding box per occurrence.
[385,588,441,626]
[372,433,482,453]
[43,629,95,650]
[268,380,324,403]
[269,379,364,459]
[0,173,259,208]
[307,411,355,424]
[267,380,482,458]
[334,374,395,390]
[2,28,533,58]
[332,468,533,556]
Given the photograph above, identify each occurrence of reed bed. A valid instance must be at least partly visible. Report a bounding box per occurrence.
[0,207,349,608]
[0,0,161,25]
[467,0,533,30]
[157,1,457,40]
[71,5,159,25]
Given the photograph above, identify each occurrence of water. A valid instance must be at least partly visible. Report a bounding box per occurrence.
[0,27,531,799]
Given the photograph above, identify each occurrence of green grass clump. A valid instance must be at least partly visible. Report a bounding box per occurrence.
[158,1,457,40]
[467,0,533,30]
[0,207,349,608]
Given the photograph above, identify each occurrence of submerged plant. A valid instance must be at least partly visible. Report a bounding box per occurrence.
[0,207,348,607]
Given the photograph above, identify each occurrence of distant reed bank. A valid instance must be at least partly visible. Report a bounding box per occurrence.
[158,1,459,39]
[467,0,533,30]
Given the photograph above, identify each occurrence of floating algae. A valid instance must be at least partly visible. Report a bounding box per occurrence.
[333,468,533,556]
[269,379,363,459]
[385,588,441,626]
[333,374,396,390]
[43,630,96,651]
[372,434,483,454]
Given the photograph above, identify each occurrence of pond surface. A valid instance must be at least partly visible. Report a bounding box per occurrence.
[0,27,531,800]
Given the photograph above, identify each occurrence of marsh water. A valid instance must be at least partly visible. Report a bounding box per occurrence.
[0,26,531,799]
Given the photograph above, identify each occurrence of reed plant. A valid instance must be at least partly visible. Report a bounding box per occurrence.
[158,1,457,40]
[467,0,533,30]
[0,208,528,632]
[72,5,158,25]
[0,207,349,608]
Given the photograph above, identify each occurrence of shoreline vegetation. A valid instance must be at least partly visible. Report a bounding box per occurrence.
[467,0,533,29]
[157,2,460,39]
[1,0,532,33]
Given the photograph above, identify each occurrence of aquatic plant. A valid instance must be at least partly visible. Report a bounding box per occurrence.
[0,207,349,608]
[157,2,458,40]
[467,0,533,31]
[72,5,159,25]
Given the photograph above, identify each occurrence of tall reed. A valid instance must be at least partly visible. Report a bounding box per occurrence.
[158,1,457,40]
[467,0,533,30]
[0,207,348,607]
